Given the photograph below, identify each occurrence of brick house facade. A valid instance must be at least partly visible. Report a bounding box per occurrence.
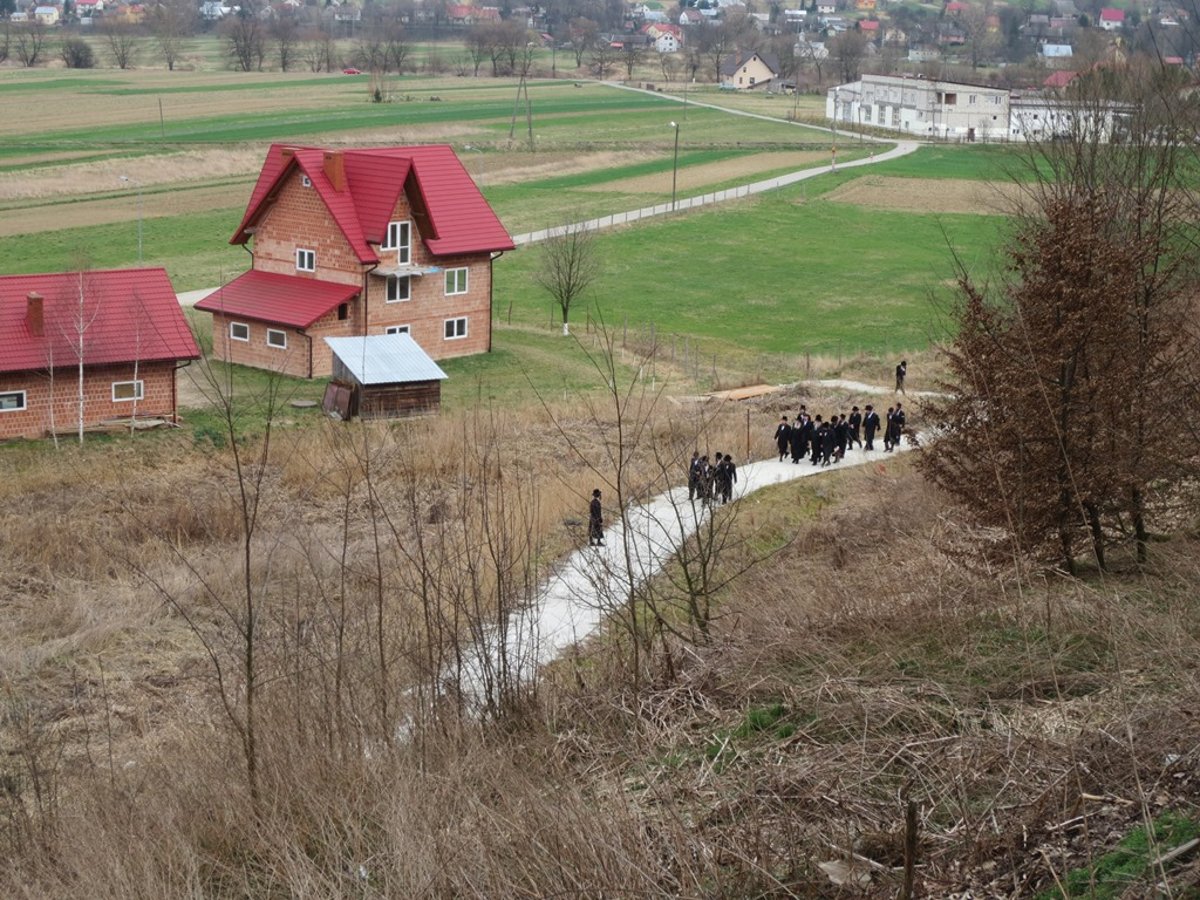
[197,144,514,379]
[0,269,200,440]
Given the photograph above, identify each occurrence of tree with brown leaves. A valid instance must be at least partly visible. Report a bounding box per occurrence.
[921,64,1200,573]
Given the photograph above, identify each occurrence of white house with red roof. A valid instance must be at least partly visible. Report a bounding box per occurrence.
[0,268,200,440]
[1098,7,1125,29]
[196,144,514,380]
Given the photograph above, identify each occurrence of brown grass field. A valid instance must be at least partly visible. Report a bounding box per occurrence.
[825,175,1024,216]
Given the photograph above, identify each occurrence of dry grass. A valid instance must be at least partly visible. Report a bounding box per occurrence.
[825,175,1023,217]
[2,372,1198,897]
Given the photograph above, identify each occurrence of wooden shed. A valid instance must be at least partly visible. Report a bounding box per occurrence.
[323,334,448,420]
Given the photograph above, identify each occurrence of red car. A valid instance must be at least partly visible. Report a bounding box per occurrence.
[342,67,362,75]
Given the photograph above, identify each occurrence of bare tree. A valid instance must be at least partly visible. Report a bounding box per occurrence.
[101,20,141,69]
[464,24,490,75]
[271,13,299,71]
[12,22,47,67]
[829,29,868,82]
[300,24,336,72]
[535,226,601,336]
[589,40,617,78]
[568,16,598,67]
[60,37,95,68]
[222,14,265,72]
[149,0,195,71]
[620,40,644,79]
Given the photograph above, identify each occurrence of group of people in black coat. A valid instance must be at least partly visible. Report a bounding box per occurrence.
[773,402,906,466]
[687,452,738,506]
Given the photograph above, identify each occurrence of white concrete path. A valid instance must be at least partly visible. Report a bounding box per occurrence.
[512,140,920,246]
[457,439,913,706]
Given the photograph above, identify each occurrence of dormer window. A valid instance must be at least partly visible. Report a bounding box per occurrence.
[381,220,411,265]
[296,248,315,272]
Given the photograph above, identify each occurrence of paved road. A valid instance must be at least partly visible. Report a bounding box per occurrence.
[512,138,920,246]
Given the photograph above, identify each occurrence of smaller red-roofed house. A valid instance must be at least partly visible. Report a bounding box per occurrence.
[0,268,200,440]
[1098,7,1124,29]
[1043,69,1077,87]
[197,144,514,379]
[944,0,967,14]
[859,18,880,34]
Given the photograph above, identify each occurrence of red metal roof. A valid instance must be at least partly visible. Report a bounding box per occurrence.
[195,269,359,329]
[1099,7,1124,20]
[1042,70,1078,88]
[0,268,199,375]
[231,144,514,263]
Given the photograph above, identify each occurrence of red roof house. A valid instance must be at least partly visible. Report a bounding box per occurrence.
[0,268,200,439]
[1043,69,1078,88]
[1098,7,1125,29]
[197,144,514,379]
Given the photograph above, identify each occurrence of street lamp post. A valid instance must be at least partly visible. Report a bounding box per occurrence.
[669,120,680,211]
[119,175,142,265]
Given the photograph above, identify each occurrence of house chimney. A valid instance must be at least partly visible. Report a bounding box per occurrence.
[323,150,346,192]
[26,291,43,337]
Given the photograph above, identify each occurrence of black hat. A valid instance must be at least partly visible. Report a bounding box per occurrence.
[592,489,601,497]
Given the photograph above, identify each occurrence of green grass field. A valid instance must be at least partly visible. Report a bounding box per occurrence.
[496,185,1004,358]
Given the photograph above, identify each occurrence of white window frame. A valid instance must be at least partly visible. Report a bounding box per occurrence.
[381,220,411,265]
[266,328,288,349]
[445,267,468,296]
[385,325,411,335]
[229,321,250,342]
[386,275,411,303]
[296,248,316,272]
[444,317,468,340]
[0,390,27,412]
[300,174,312,188]
[111,380,144,402]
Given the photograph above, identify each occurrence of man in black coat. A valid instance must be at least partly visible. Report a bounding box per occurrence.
[820,420,836,466]
[774,416,791,462]
[789,413,806,463]
[891,402,906,449]
[810,416,824,465]
[883,406,895,452]
[588,489,604,546]
[687,451,702,501]
[833,414,848,462]
[895,360,907,394]
[863,405,880,451]
[848,406,863,449]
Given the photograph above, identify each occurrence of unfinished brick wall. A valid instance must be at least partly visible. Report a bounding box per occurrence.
[0,361,180,440]
[252,172,362,287]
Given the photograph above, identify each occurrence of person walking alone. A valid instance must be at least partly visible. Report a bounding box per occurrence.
[588,489,605,546]
[895,360,907,394]
[774,416,791,462]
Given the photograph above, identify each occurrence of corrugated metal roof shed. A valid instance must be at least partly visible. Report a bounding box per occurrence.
[325,334,448,385]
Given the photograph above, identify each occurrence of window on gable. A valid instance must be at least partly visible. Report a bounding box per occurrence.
[445,267,468,296]
[301,174,312,188]
[0,390,27,412]
[296,248,316,272]
[382,221,412,265]
[386,275,411,303]
[112,380,144,402]
[444,317,468,339]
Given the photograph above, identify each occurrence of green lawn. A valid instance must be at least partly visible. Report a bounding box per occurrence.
[496,186,1004,357]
